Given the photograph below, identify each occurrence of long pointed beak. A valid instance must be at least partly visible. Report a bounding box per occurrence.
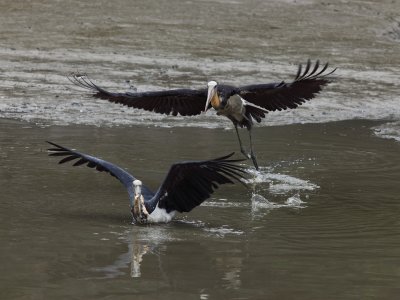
[204,86,216,112]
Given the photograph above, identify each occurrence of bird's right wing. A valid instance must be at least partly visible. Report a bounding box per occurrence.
[238,60,336,111]
[154,153,247,213]
[47,142,154,205]
[68,75,209,116]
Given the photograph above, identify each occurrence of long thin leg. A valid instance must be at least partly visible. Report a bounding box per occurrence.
[248,128,259,170]
[234,124,250,159]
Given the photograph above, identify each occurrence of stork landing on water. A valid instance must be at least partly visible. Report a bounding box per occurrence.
[69,59,336,170]
[47,142,247,224]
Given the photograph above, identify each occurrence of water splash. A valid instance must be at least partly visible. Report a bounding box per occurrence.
[285,193,307,207]
[251,193,306,215]
[244,167,319,194]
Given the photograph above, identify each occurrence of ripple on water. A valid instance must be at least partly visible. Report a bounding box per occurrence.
[204,226,244,237]
[373,121,400,142]
[202,200,248,208]
[175,219,244,238]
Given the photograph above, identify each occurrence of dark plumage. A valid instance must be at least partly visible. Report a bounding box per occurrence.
[47,142,247,223]
[69,59,336,170]
[238,59,334,112]
[68,76,208,116]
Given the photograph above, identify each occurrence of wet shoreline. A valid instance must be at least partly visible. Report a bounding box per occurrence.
[0,0,399,129]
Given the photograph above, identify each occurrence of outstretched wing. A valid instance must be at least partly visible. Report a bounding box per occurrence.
[238,59,336,111]
[154,153,247,213]
[47,142,154,205]
[68,75,209,116]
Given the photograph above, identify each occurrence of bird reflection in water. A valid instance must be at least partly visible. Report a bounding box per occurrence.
[93,226,171,279]
[216,255,243,290]
[93,224,245,291]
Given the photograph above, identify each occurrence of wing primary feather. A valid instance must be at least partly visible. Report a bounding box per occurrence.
[67,74,94,91]
[215,168,246,186]
[217,165,247,178]
[47,147,68,152]
[47,141,70,151]
[59,155,80,164]
[210,152,247,164]
[312,62,329,78]
[206,163,246,185]
[213,160,246,172]
[308,59,320,77]
[68,74,110,95]
[67,74,87,90]
[295,63,302,80]
[73,158,88,166]
[301,59,311,78]
[87,161,97,168]
[96,165,106,172]
[211,152,235,161]
[322,67,337,77]
[80,75,97,90]
[49,152,73,157]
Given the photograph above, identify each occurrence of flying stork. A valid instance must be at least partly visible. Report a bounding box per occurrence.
[69,59,336,170]
[47,142,247,224]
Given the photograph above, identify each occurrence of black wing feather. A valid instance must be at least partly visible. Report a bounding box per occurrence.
[154,153,247,213]
[68,75,208,116]
[47,141,155,203]
[238,59,336,112]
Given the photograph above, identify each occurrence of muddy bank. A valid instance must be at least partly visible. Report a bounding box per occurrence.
[0,0,399,128]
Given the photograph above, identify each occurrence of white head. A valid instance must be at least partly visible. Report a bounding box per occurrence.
[133,179,142,196]
[132,179,144,223]
[208,80,217,87]
[205,80,218,112]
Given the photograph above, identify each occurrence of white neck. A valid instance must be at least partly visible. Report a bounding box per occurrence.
[133,179,142,195]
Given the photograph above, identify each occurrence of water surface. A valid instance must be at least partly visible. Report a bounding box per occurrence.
[1,119,400,299]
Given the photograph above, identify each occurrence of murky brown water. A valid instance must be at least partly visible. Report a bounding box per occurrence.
[1,119,400,299]
[1,0,400,299]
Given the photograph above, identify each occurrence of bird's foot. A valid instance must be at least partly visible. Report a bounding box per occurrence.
[251,157,259,171]
[240,149,251,160]
[240,148,260,170]
[250,152,259,171]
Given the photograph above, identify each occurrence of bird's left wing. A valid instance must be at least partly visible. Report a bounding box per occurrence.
[154,153,247,213]
[68,75,209,116]
[238,60,336,111]
[47,142,155,204]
